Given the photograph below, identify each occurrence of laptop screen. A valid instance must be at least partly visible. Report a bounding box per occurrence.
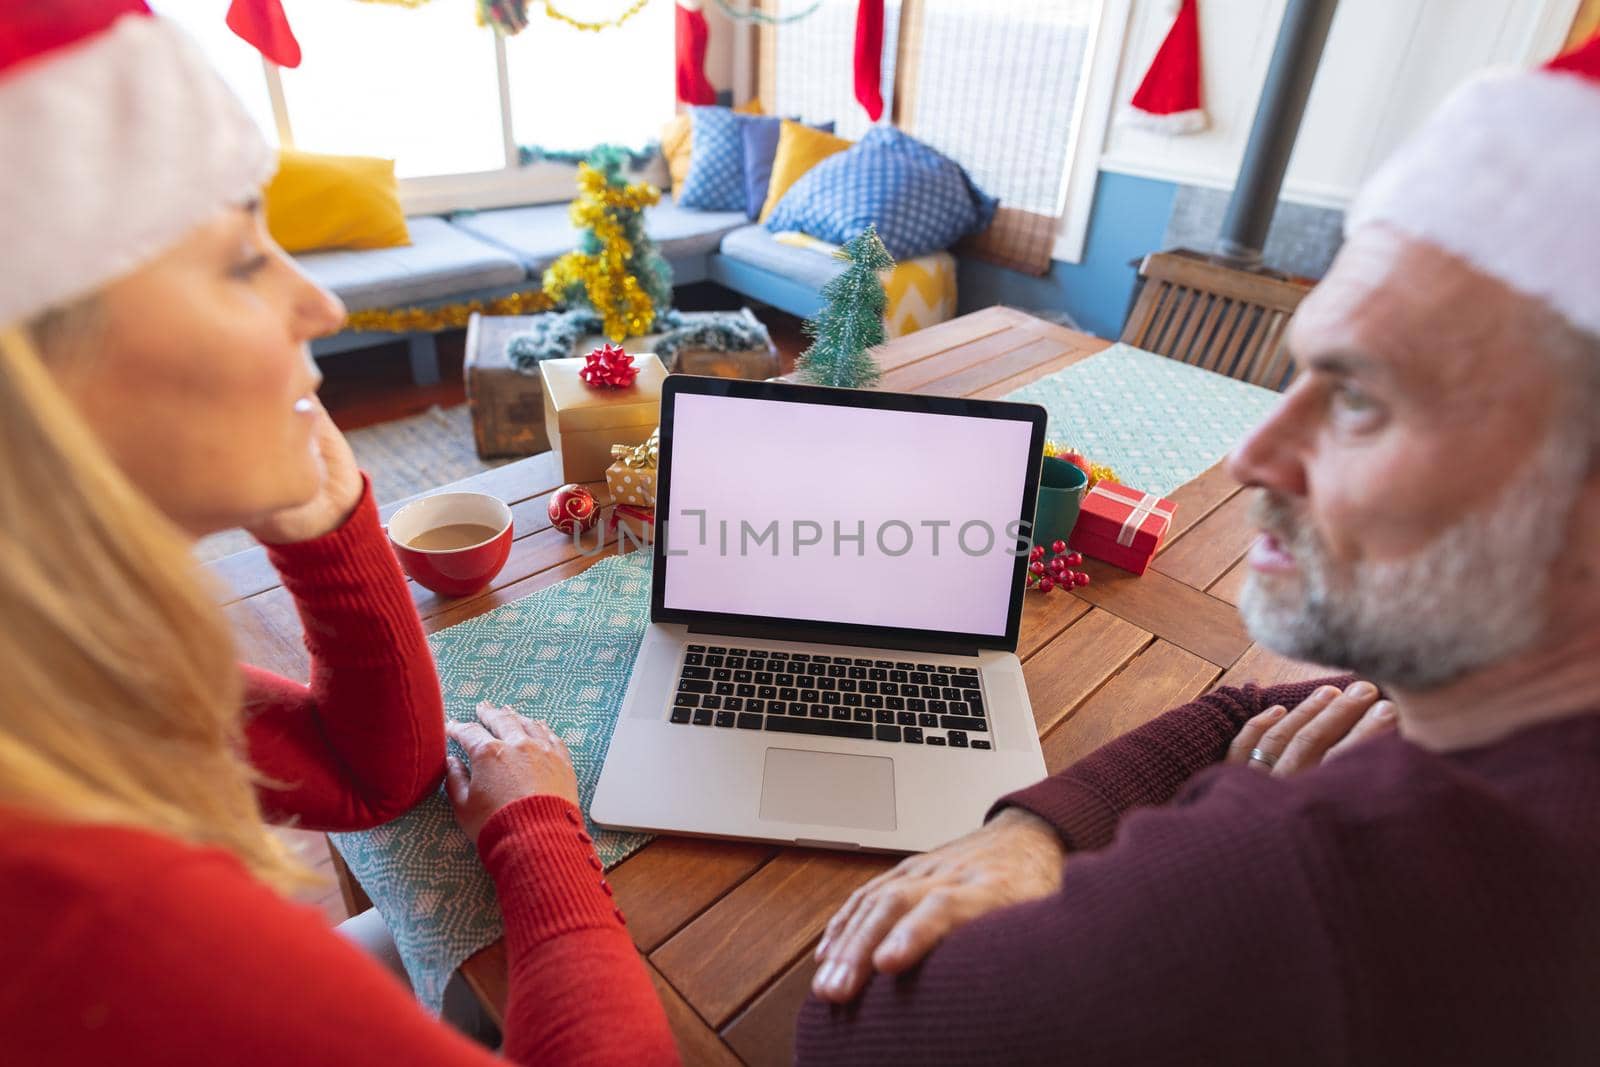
[656,387,1040,643]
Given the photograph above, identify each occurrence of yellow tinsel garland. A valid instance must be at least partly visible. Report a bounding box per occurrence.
[343,287,553,334]
[1043,441,1119,488]
[541,161,663,341]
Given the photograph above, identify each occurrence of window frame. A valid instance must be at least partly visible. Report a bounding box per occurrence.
[1051,0,1133,265]
[253,24,665,216]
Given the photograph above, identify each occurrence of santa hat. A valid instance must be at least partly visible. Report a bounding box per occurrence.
[1120,0,1207,135]
[1346,33,1600,339]
[0,0,274,326]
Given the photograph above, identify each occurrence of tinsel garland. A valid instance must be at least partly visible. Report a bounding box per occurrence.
[356,0,654,34]
[542,148,672,340]
[343,287,553,335]
[542,0,654,32]
[517,143,659,169]
[711,0,822,25]
[1042,441,1119,488]
[505,308,773,374]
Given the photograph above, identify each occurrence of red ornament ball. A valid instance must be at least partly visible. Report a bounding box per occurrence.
[1050,539,1067,555]
[548,483,598,535]
[1030,544,1046,561]
[1048,557,1068,573]
[1038,577,1055,593]
[1075,572,1091,587]
[1029,560,1046,576]
[1065,551,1083,566]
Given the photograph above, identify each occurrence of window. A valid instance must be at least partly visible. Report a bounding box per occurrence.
[759,0,1130,268]
[763,0,901,141]
[151,0,676,209]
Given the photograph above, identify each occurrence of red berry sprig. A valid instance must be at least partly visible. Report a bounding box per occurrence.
[1026,540,1090,594]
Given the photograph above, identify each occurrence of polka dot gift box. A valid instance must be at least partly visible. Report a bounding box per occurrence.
[605,427,659,507]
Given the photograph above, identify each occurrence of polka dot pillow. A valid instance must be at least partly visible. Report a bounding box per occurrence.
[763,126,998,261]
[678,106,747,213]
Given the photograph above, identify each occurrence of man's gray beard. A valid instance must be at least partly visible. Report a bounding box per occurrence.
[1237,434,1584,690]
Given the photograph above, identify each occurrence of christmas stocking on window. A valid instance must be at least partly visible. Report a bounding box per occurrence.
[1122,0,1206,133]
[676,1,717,105]
[855,0,885,122]
[226,0,300,68]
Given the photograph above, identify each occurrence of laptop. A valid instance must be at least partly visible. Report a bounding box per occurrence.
[590,375,1050,853]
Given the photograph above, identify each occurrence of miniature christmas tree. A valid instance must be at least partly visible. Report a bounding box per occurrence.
[542,145,673,341]
[794,226,895,390]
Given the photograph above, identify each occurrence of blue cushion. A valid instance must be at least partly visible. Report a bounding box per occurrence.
[763,126,998,261]
[449,200,746,277]
[717,224,849,292]
[294,216,526,312]
[739,116,835,220]
[679,106,747,213]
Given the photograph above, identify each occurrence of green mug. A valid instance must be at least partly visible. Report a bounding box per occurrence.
[1032,456,1089,547]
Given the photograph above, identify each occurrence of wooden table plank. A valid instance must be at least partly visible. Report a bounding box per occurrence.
[1070,562,1252,668]
[649,961,745,1067]
[1039,640,1223,772]
[868,304,1026,375]
[608,838,778,954]
[1208,555,1250,607]
[1015,591,1092,662]
[1216,643,1340,690]
[1155,463,1243,554]
[1152,488,1257,589]
[721,953,818,1067]
[878,322,1056,393]
[916,335,1100,398]
[1021,608,1153,738]
[651,851,893,1029]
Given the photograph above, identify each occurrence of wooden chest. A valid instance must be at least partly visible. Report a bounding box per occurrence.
[463,314,550,460]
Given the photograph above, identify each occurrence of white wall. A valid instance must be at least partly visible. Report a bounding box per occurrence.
[1098,0,1579,207]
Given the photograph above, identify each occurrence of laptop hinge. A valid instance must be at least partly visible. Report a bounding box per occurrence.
[686,619,985,657]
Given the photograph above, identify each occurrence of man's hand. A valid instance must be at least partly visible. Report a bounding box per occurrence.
[245,398,365,544]
[1227,682,1396,776]
[811,808,1065,1003]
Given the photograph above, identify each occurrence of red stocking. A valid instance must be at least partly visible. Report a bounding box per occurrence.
[226,0,300,68]
[676,2,717,105]
[854,0,884,121]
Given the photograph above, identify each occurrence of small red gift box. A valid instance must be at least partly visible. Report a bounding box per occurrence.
[1067,481,1176,575]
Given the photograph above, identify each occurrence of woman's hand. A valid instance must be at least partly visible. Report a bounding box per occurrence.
[445,701,582,845]
[1227,682,1397,776]
[244,398,365,544]
[811,807,1065,1004]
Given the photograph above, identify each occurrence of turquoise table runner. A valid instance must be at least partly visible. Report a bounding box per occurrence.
[1002,342,1282,498]
[330,552,654,1012]
[335,342,1280,1013]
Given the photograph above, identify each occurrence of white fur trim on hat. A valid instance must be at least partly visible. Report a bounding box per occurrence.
[1346,68,1600,339]
[0,14,275,325]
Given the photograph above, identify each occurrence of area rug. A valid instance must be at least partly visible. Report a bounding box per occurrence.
[193,405,508,562]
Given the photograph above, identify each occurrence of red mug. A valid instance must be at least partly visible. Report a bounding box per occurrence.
[387,491,513,598]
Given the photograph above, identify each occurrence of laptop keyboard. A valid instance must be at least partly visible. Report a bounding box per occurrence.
[666,644,992,750]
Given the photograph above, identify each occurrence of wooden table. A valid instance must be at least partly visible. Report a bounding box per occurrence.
[213,306,1328,1065]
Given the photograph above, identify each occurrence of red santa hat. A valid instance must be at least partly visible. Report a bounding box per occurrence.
[0,0,274,326]
[1120,0,1207,134]
[1346,32,1600,339]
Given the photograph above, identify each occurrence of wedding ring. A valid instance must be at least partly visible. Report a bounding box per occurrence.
[1247,747,1278,769]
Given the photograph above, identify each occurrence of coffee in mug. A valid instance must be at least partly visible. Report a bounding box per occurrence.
[406,523,501,551]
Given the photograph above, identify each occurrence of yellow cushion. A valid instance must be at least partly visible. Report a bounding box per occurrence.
[662,99,764,201]
[264,150,410,254]
[758,120,852,222]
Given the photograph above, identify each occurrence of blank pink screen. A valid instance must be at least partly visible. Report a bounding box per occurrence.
[660,392,1034,636]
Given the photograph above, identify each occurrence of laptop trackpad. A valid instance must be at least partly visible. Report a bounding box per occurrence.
[759,748,897,832]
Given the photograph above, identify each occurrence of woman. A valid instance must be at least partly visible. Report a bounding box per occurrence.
[0,4,675,1063]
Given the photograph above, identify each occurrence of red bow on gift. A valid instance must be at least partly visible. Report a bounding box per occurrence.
[578,343,639,390]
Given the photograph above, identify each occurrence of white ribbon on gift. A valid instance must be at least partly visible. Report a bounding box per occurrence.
[1092,482,1175,548]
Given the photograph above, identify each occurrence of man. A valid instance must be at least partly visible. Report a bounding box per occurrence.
[796,35,1600,1066]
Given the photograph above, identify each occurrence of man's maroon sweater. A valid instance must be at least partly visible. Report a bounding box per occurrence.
[795,678,1600,1066]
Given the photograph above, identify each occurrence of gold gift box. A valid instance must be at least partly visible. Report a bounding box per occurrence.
[538,353,666,483]
[605,428,658,507]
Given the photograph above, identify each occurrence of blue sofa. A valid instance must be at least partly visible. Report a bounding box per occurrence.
[299,201,851,384]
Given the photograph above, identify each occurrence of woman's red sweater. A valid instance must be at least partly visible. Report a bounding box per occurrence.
[0,480,679,1066]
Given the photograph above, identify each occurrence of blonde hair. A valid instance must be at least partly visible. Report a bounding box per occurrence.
[0,324,309,893]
